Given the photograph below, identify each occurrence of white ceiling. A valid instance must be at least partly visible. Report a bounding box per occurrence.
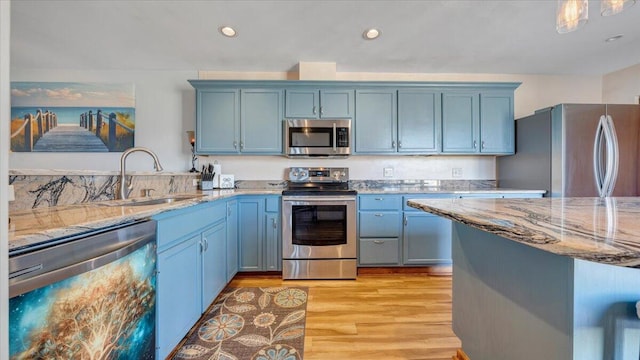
[10,0,640,75]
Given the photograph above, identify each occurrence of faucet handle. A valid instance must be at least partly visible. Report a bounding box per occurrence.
[141,188,155,197]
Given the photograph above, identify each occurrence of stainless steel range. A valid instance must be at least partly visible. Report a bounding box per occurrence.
[282,167,357,279]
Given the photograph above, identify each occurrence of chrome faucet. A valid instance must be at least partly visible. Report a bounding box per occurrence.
[119,147,164,200]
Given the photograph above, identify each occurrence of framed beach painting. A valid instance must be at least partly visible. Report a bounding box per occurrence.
[10,82,135,152]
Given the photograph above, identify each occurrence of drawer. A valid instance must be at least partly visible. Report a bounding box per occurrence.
[156,202,225,249]
[359,212,401,237]
[359,238,399,265]
[359,195,402,211]
[403,194,455,211]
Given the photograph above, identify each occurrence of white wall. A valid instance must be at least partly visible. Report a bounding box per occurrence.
[602,63,640,104]
[1,1,10,358]
[9,69,603,181]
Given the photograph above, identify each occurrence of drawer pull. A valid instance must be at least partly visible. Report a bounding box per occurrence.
[374,197,384,201]
[374,213,384,217]
[373,240,385,244]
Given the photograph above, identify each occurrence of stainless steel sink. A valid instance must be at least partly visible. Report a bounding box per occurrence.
[99,194,204,207]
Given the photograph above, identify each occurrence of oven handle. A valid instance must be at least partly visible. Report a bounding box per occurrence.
[282,195,356,202]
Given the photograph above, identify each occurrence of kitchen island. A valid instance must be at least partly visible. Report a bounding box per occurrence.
[407,197,640,360]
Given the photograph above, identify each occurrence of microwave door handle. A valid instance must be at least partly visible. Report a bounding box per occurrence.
[333,122,337,153]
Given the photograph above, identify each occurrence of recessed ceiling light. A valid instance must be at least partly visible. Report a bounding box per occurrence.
[605,34,624,42]
[363,28,381,40]
[219,26,237,38]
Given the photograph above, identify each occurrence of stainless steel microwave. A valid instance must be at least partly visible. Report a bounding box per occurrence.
[284,118,351,157]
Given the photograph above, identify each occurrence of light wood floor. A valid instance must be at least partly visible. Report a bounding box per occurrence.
[229,273,461,360]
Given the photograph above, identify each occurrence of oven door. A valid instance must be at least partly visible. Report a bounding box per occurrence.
[282,195,356,259]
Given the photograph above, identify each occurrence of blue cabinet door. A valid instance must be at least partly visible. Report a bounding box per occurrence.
[397,90,441,153]
[319,89,354,118]
[226,200,238,282]
[264,212,281,271]
[442,91,480,153]
[285,89,319,118]
[480,90,514,154]
[240,89,283,153]
[354,89,398,153]
[201,221,227,312]
[156,235,201,359]
[285,89,354,119]
[238,197,264,271]
[402,213,452,265]
[196,89,240,154]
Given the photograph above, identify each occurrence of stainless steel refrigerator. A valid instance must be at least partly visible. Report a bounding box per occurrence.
[497,104,640,197]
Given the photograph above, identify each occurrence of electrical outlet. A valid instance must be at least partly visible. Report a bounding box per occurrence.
[383,167,394,177]
[452,168,463,178]
[635,95,640,105]
[192,178,199,187]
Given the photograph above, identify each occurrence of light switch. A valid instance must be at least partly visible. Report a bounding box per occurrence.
[452,168,463,178]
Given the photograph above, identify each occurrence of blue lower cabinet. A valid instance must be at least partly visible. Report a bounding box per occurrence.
[201,221,227,312]
[403,213,452,265]
[238,195,282,272]
[154,201,228,359]
[226,200,239,282]
[156,234,201,359]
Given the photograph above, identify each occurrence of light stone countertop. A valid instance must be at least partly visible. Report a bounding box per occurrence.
[407,197,640,268]
[8,187,545,254]
[8,189,281,253]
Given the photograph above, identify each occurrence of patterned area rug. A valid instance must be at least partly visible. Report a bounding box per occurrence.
[172,287,308,360]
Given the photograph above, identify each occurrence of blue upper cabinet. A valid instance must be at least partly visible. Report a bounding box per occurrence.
[285,88,354,118]
[479,90,514,154]
[194,86,282,155]
[189,80,518,156]
[196,89,240,153]
[442,91,480,153]
[354,89,398,153]
[240,89,283,153]
[442,89,515,154]
[397,90,441,153]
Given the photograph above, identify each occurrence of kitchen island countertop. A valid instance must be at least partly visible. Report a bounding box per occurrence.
[407,197,640,268]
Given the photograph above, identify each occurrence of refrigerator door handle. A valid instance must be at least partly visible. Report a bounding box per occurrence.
[603,115,619,197]
[593,116,607,197]
[594,115,620,198]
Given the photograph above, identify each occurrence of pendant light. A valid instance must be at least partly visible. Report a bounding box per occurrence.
[556,0,589,33]
[601,0,636,16]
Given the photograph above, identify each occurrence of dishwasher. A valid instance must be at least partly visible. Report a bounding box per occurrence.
[8,220,157,359]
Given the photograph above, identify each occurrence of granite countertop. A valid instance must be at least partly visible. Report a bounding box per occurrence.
[9,186,545,254]
[8,189,281,253]
[407,197,640,268]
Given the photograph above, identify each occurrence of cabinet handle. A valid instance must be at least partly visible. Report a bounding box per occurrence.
[240,141,244,150]
[272,218,277,229]
[312,106,317,115]
[320,106,324,116]
[398,141,402,148]
[373,240,385,244]
[200,239,205,252]
[233,141,238,149]
[481,140,485,149]
[374,213,384,217]
[404,216,408,226]
[374,197,384,201]
[203,238,209,252]
[392,141,396,148]
[473,140,477,149]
